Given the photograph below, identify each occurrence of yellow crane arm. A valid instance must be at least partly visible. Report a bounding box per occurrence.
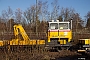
[14,24,30,41]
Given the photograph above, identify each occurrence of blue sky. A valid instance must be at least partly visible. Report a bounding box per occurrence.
[0,0,90,19]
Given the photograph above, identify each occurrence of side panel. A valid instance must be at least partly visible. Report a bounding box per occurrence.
[48,30,59,42]
[59,30,72,42]
[48,30,72,44]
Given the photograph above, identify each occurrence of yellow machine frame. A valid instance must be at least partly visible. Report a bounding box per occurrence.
[78,39,90,52]
[0,24,45,47]
[47,20,72,48]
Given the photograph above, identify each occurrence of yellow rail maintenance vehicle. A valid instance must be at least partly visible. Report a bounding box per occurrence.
[0,24,45,51]
[78,39,90,53]
[46,20,72,50]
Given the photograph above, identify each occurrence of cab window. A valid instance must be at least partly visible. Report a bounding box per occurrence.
[59,23,69,29]
[49,23,58,29]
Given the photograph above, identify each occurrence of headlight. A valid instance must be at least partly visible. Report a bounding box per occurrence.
[64,32,68,35]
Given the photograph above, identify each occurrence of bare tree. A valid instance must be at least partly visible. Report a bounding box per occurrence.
[85,11,90,31]
[23,5,36,32]
[15,8,22,23]
[51,0,60,20]
[24,5,36,24]
[60,7,75,21]
[1,6,13,21]
[72,13,84,32]
[38,0,49,21]
[23,0,49,32]
[1,6,13,32]
[85,11,90,19]
[1,10,8,22]
[7,19,14,32]
[7,6,13,19]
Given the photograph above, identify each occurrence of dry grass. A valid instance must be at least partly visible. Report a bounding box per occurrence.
[0,49,80,60]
